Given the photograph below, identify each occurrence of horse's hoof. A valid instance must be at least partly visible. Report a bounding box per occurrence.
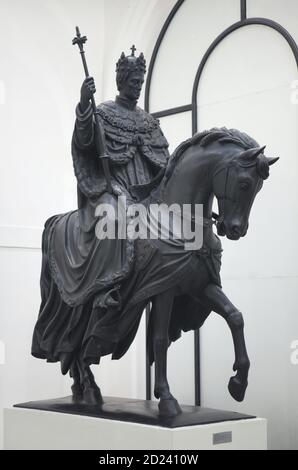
[83,385,103,405]
[158,398,182,417]
[228,376,248,402]
[71,384,83,403]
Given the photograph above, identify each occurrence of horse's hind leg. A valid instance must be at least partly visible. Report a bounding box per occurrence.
[70,360,83,402]
[151,290,182,417]
[76,356,103,405]
[203,283,250,402]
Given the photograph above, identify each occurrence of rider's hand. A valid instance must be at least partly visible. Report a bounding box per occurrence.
[80,77,96,112]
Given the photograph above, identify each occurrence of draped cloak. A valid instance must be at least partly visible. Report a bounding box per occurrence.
[31,99,222,372]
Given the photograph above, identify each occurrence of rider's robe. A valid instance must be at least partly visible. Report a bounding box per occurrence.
[31,98,222,372]
[46,97,169,307]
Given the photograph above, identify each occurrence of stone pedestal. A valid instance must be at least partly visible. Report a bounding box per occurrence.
[3,396,267,450]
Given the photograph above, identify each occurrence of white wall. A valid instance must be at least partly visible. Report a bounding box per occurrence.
[0,0,297,451]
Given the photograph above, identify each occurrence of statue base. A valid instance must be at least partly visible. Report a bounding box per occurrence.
[4,396,267,449]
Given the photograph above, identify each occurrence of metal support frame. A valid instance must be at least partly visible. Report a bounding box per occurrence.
[144,0,298,405]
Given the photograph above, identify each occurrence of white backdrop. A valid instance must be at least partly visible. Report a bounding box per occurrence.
[0,0,297,450]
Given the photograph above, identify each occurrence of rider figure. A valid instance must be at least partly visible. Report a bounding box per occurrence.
[73,46,169,204]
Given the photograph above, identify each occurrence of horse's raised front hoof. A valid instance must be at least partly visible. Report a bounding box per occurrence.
[83,385,103,406]
[158,398,182,417]
[71,384,83,403]
[228,376,248,402]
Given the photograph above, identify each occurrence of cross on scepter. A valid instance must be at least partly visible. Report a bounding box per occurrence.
[72,26,112,194]
[72,27,89,76]
[130,45,137,56]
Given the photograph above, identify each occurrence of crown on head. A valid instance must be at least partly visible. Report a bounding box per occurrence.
[116,45,146,75]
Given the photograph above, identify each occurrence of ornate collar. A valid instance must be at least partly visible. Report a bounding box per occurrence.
[115,95,137,111]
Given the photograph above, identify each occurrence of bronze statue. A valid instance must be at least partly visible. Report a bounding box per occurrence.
[32,29,278,417]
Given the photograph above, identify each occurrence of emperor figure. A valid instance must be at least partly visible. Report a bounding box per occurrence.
[31,47,170,403]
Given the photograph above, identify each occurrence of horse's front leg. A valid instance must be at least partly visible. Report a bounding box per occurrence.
[203,283,250,402]
[151,290,182,416]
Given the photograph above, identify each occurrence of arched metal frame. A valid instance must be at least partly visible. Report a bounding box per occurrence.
[144,0,298,405]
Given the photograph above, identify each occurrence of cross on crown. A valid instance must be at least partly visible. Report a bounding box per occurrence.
[116,46,146,75]
[130,45,137,56]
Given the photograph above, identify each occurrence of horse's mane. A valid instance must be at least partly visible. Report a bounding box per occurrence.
[164,127,259,184]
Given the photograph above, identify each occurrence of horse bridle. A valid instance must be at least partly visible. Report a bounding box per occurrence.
[212,159,261,236]
[212,162,234,234]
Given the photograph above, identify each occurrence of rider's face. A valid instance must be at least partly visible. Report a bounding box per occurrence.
[120,72,145,102]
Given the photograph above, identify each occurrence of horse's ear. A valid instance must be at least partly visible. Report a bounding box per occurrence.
[239,146,266,165]
[267,157,279,166]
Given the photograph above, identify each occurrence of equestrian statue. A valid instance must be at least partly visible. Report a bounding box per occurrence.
[31,29,278,417]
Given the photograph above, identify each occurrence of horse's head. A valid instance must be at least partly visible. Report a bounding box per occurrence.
[213,146,279,240]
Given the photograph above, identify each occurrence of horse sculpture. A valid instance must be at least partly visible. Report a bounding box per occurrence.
[32,127,278,417]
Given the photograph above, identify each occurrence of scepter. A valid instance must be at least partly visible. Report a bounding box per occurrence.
[72,26,112,194]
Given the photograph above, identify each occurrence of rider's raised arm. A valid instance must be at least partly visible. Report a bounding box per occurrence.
[73,77,97,151]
